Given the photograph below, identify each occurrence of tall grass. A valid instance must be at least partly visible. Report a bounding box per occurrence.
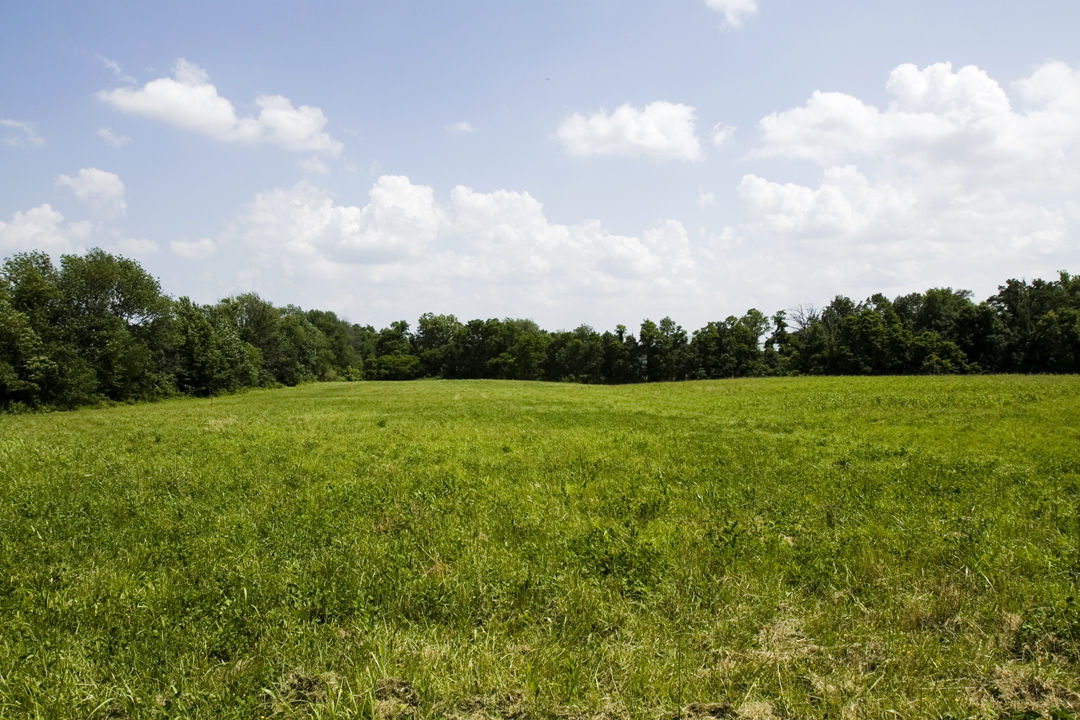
[1,377,1078,718]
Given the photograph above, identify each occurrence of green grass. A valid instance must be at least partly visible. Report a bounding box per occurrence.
[1,376,1079,719]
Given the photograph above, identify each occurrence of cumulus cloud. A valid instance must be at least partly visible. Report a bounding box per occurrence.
[0,205,92,253]
[734,61,1080,297]
[56,168,127,217]
[97,58,343,155]
[705,0,758,29]
[738,166,917,238]
[97,127,131,148]
[755,60,1080,178]
[1015,61,1080,113]
[235,177,443,265]
[207,177,705,325]
[557,102,703,161]
[1,119,45,147]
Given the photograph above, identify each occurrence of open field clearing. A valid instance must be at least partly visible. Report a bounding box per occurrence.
[1,377,1078,719]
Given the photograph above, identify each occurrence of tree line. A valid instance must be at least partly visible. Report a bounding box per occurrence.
[1,249,1078,410]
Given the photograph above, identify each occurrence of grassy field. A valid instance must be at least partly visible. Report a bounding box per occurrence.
[1,377,1078,719]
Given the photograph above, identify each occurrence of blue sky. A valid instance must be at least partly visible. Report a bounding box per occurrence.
[2,0,1079,330]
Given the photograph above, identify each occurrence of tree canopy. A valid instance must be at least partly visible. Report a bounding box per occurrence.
[2,249,1078,411]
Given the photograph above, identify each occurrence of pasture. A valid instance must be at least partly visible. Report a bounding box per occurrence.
[1,377,1078,718]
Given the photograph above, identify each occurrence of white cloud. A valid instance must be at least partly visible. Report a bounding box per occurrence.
[56,168,127,217]
[738,166,917,238]
[698,191,717,208]
[557,101,703,161]
[755,61,1080,178]
[253,94,342,154]
[1015,61,1080,113]
[206,177,705,325]
[97,127,131,148]
[733,61,1080,298]
[1,119,45,147]
[705,0,758,29]
[235,177,444,265]
[170,238,216,259]
[757,90,900,164]
[0,205,92,253]
[0,191,151,264]
[753,60,1080,201]
[446,121,474,133]
[97,58,343,155]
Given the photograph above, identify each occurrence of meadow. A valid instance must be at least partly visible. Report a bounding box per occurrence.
[1,376,1078,719]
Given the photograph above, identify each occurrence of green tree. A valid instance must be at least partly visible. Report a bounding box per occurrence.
[57,249,174,402]
[545,325,603,382]
[0,291,56,407]
[223,293,286,384]
[600,325,641,384]
[414,313,462,377]
[173,297,230,395]
[371,320,420,380]
[639,318,691,381]
[306,309,361,379]
[498,319,550,380]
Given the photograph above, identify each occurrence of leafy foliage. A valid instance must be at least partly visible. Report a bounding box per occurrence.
[1,248,1078,411]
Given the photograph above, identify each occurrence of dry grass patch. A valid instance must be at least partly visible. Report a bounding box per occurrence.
[965,662,1080,716]
[268,669,340,714]
[375,677,421,719]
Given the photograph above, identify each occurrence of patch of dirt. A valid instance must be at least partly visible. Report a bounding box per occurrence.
[375,677,420,719]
